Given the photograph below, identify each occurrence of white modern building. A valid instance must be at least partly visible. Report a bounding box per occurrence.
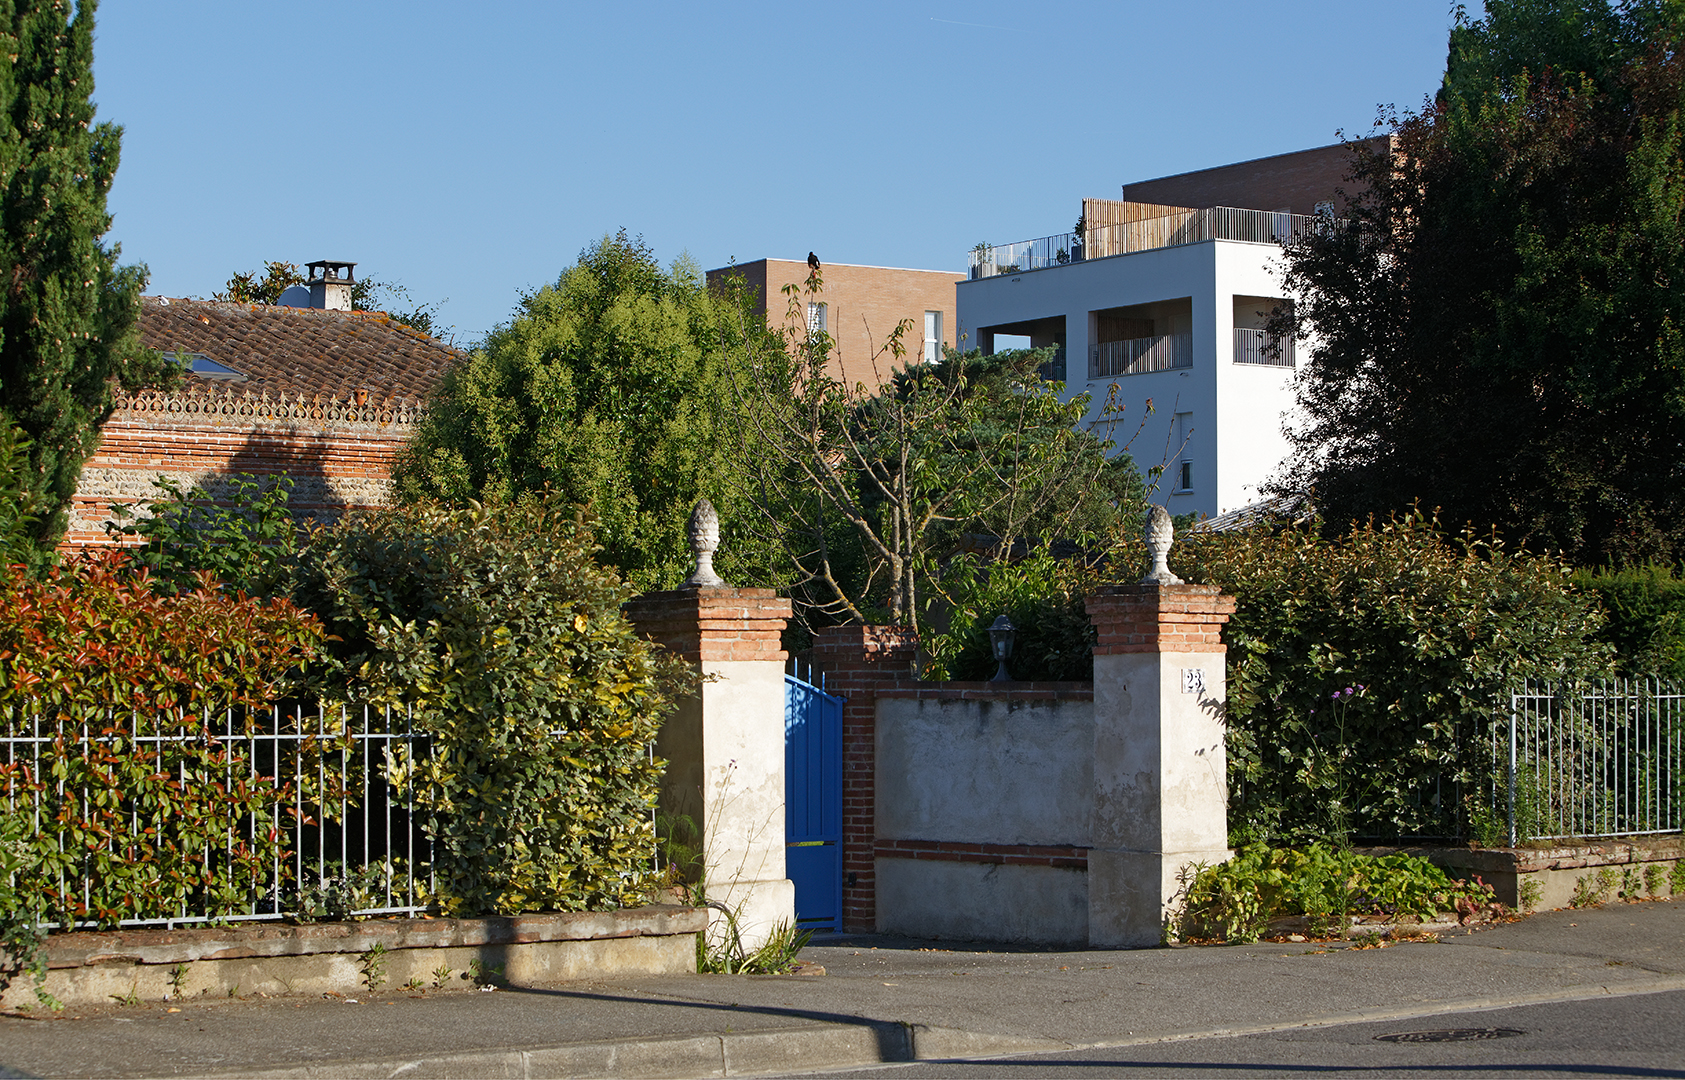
[956,142,1377,520]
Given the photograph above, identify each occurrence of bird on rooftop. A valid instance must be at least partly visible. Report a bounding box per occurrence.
[808,252,821,271]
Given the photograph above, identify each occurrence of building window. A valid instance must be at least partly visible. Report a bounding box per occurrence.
[923,311,943,363]
[1177,460,1194,492]
[807,302,827,336]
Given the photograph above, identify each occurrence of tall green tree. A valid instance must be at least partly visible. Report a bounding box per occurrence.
[1276,0,1685,566]
[393,231,768,591]
[0,0,171,555]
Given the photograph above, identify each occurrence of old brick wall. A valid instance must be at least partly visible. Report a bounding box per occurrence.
[64,389,420,547]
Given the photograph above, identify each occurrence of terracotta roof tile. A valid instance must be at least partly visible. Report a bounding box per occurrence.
[138,297,461,405]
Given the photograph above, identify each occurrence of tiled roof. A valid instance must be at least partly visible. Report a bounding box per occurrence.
[138,297,461,405]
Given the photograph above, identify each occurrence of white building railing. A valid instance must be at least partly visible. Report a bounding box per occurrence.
[968,207,1320,281]
[1234,328,1296,367]
[1088,333,1191,379]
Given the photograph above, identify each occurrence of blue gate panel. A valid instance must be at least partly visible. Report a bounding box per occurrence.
[785,672,843,931]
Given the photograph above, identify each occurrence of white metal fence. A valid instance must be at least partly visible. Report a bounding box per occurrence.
[1088,333,1192,378]
[1499,680,1683,845]
[0,701,434,929]
[968,207,1320,280]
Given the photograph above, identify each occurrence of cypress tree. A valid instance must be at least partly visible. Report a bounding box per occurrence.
[0,0,171,556]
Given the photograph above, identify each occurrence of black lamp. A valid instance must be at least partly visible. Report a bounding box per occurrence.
[988,615,1016,682]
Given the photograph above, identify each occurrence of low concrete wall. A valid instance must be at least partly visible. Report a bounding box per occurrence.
[3,906,705,1010]
[874,692,1094,943]
[1364,839,1684,911]
[876,858,1089,946]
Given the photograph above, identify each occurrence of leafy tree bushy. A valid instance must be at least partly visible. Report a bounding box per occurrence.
[923,546,1103,682]
[394,231,767,592]
[293,499,690,915]
[0,551,327,931]
[1173,512,1612,845]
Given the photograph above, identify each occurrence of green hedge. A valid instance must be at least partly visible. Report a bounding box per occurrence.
[293,499,691,916]
[1571,564,1685,682]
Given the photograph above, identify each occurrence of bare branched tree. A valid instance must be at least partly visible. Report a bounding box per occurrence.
[718,266,1153,641]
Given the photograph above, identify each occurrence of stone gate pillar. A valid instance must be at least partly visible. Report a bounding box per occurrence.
[1083,507,1236,947]
[624,502,795,950]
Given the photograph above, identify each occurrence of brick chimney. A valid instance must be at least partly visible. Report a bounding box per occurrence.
[306,260,356,311]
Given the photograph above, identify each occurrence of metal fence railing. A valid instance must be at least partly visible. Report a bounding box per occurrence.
[1234,328,1296,368]
[1,701,434,929]
[968,207,1321,280]
[1500,680,1684,845]
[1088,333,1192,379]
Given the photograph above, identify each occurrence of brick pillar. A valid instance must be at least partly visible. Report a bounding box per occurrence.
[1083,583,1237,947]
[625,586,794,949]
[811,624,917,934]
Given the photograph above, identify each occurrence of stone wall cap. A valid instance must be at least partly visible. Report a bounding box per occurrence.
[41,905,708,970]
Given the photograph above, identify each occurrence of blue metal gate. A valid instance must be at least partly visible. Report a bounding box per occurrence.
[785,661,844,931]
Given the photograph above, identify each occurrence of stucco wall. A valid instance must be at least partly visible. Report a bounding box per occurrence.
[873,694,1095,944]
[876,696,1094,846]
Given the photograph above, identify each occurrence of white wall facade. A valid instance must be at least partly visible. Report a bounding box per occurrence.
[956,240,1300,520]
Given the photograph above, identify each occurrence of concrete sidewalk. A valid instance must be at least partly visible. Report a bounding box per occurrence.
[2,900,1682,1079]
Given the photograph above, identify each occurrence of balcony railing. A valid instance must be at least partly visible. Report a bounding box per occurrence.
[1234,328,1295,367]
[968,207,1320,281]
[1089,333,1191,379]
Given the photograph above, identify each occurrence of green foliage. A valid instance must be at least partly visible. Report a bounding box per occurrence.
[215,261,304,304]
[1177,843,1496,944]
[0,0,176,555]
[293,498,688,916]
[105,474,303,599]
[0,809,53,1008]
[694,910,812,975]
[395,231,766,592]
[0,421,38,569]
[1277,0,1685,565]
[1572,565,1685,680]
[923,546,1102,682]
[0,551,329,928]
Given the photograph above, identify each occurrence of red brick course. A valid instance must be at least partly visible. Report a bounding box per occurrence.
[874,839,1089,871]
[1085,583,1236,655]
[623,587,792,664]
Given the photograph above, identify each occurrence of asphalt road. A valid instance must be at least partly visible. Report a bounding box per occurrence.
[781,987,1685,1078]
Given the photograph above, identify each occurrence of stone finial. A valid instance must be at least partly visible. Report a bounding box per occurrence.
[1141,504,1184,585]
[684,498,726,587]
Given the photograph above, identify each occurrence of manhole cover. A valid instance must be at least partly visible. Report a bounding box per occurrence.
[1376,1028,1526,1043]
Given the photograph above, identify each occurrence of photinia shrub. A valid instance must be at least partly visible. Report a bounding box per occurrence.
[0,551,328,927]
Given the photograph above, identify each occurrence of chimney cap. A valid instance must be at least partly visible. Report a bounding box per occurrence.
[305,260,357,284]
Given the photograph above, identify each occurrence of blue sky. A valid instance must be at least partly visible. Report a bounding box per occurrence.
[94,1,1457,346]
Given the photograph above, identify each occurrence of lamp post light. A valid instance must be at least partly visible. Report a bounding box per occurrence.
[988,615,1016,682]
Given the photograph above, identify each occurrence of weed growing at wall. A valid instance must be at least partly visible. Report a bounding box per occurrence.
[295,499,691,916]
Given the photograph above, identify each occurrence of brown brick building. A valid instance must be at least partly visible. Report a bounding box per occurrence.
[706,258,959,391]
[65,285,460,547]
